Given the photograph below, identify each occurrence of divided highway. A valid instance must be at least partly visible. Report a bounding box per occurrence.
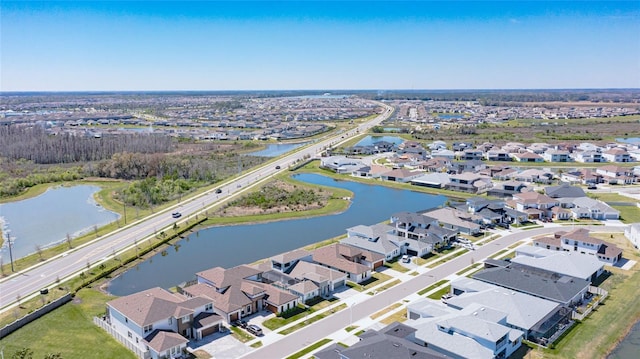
[0,102,394,312]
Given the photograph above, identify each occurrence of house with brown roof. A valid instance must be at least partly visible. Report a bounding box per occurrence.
[102,287,222,359]
[183,265,299,322]
[312,243,384,283]
[511,152,544,163]
[511,192,559,220]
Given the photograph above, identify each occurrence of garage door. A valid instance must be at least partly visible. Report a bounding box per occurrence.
[334,280,345,289]
[201,325,219,338]
[406,249,418,256]
[266,303,278,313]
[373,260,384,269]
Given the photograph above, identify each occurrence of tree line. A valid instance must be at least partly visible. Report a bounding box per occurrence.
[0,125,173,164]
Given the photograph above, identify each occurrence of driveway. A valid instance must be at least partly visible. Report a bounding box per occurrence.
[188,329,252,359]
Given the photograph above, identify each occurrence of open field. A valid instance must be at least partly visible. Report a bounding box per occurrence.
[0,288,135,359]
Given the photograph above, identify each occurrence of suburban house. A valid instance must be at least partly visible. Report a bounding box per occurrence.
[443,277,572,344]
[531,228,623,265]
[314,322,448,359]
[419,157,452,172]
[471,266,590,306]
[102,287,222,359]
[485,149,512,161]
[260,249,347,301]
[511,246,604,283]
[351,164,390,179]
[312,243,384,283]
[574,151,604,163]
[510,192,559,220]
[602,148,632,163]
[380,168,424,183]
[596,165,636,184]
[422,207,482,235]
[406,300,523,359]
[447,172,493,194]
[342,224,404,260]
[569,197,620,220]
[511,152,544,162]
[513,169,554,184]
[544,183,586,199]
[389,212,457,255]
[625,223,640,250]
[487,180,528,198]
[543,149,572,162]
[182,265,300,322]
[320,156,365,174]
[410,172,451,188]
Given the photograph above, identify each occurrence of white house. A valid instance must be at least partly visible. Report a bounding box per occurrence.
[625,223,640,250]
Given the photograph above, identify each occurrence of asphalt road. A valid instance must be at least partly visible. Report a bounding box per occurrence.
[0,102,394,311]
[240,225,626,359]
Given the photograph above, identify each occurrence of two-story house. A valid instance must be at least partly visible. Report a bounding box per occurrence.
[103,287,222,359]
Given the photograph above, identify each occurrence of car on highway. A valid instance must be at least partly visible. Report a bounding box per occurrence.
[215,188,222,194]
[171,212,182,218]
[275,165,281,169]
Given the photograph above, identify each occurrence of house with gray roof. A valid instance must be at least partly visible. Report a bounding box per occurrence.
[471,266,589,306]
[314,322,448,359]
[445,277,572,343]
[410,172,451,188]
[406,301,523,359]
[343,224,403,260]
[103,287,222,359]
[512,246,604,282]
[422,207,481,235]
[544,183,586,199]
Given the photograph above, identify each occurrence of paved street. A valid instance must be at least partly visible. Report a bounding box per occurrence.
[0,103,394,312]
[240,225,626,359]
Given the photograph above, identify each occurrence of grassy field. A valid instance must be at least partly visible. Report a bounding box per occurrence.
[346,272,393,292]
[370,303,403,320]
[427,285,452,300]
[417,280,450,296]
[0,289,135,359]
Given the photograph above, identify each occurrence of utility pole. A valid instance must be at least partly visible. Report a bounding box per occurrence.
[6,231,14,272]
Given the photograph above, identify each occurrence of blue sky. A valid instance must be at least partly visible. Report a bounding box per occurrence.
[2,1,639,91]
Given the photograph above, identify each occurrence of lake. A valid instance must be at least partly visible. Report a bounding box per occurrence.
[355,135,405,147]
[608,320,640,359]
[616,137,640,145]
[249,142,308,157]
[107,173,446,295]
[0,185,119,262]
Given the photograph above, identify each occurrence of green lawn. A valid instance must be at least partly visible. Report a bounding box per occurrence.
[427,285,452,300]
[278,304,347,335]
[0,289,135,359]
[417,280,450,296]
[285,338,332,359]
[613,205,640,223]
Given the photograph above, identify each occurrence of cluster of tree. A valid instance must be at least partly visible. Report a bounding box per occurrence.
[226,182,326,210]
[0,126,173,164]
[85,151,264,182]
[0,166,83,197]
[118,177,199,207]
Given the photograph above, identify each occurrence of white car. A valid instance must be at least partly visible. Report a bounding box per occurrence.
[401,255,410,263]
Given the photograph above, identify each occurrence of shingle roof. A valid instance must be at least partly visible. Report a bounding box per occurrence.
[312,244,373,275]
[144,330,188,353]
[472,267,589,304]
[107,287,209,327]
